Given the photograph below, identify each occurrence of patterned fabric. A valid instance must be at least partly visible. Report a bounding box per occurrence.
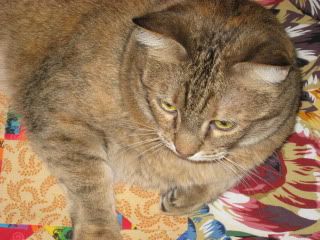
[0,0,319,239]
[290,0,320,20]
[0,132,186,239]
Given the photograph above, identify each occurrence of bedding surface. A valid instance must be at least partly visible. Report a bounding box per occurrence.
[0,0,319,239]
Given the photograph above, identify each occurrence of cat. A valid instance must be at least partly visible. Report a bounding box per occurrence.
[0,0,301,239]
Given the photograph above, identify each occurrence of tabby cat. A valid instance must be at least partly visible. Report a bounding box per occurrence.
[0,0,301,239]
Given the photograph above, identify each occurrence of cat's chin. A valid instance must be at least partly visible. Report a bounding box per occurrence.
[159,136,228,163]
[184,157,222,163]
[159,137,217,162]
[170,150,227,163]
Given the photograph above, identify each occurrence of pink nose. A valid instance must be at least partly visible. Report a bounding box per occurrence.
[174,130,200,158]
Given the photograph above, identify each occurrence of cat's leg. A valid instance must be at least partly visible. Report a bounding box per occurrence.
[160,184,220,215]
[34,130,121,240]
[66,161,121,240]
[54,155,120,240]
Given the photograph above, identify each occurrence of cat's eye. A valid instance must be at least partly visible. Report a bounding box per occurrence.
[211,120,236,131]
[159,100,177,113]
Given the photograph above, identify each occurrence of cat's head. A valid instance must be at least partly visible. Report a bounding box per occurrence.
[129,0,300,162]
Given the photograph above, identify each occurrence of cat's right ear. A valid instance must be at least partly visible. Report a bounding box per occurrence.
[132,11,188,63]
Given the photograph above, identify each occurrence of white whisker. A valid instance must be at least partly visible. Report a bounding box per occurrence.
[136,142,163,160]
[224,156,275,190]
[216,158,239,176]
[118,137,160,155]
[114,124,155,133]
[117,120,157,131]
[128,132,158,137]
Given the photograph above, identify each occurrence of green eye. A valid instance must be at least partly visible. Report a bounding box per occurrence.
[211,120,236,131]
[160,100,177,113]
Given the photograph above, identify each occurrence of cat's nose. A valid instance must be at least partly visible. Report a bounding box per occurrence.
[175,130,200,158]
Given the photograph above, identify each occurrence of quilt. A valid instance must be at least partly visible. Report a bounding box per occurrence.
[0,0,319,239]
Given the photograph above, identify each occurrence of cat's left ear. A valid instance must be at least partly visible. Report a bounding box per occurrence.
[233,62,290,84]
[132,9,188,63]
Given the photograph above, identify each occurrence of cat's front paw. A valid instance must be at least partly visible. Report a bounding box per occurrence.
[160,187,205,215]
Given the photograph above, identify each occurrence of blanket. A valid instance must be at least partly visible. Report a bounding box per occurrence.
[0,0,319,239]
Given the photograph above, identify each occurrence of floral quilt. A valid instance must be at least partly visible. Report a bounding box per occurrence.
[0,0,319,239]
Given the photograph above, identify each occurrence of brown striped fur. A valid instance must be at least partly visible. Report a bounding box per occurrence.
[0,0,301,239]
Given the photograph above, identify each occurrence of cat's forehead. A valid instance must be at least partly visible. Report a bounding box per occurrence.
[180,59,280,117]
[182,47,226,113]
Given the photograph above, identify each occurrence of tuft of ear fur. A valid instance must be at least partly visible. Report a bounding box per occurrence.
[233,62,290,84]
[132,7,188,63]
[134,28,187,63]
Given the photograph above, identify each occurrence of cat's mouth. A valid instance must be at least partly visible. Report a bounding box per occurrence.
[187,151,227,162]
[159,135,227,162]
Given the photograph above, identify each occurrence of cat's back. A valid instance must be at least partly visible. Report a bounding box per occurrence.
[0,0,153,97]
[0,0,152,40]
